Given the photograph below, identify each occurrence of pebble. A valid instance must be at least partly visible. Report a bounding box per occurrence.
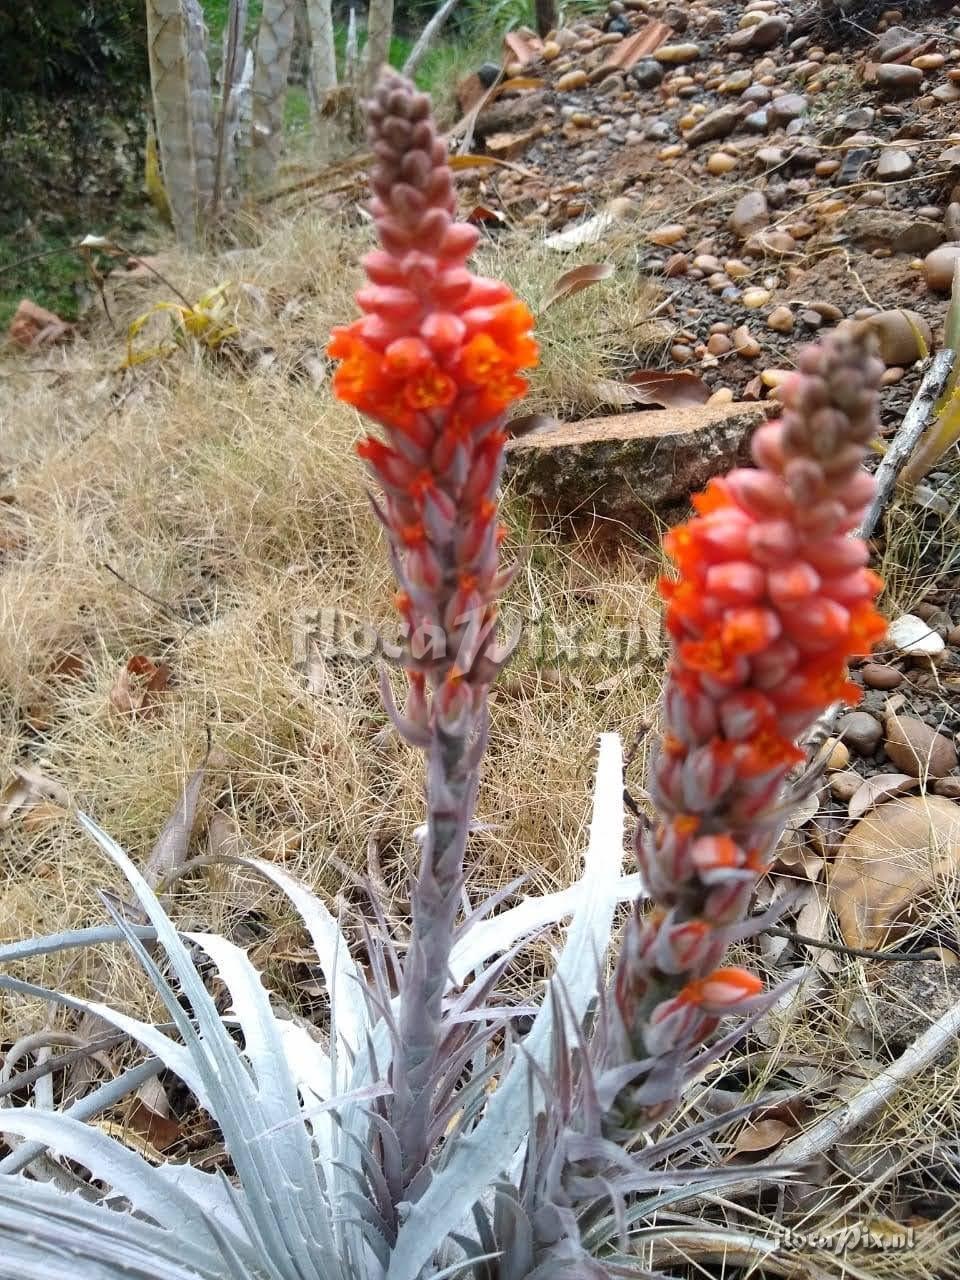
[924,242,960,291]
[659,144,684,160]
[649,223,687,246]
[729,190,769,239]
[557,69,589,91]
[671,343,694,363]
[767,305,794,332]
[707,151,738,174]
[744,109,770,132]
[865,309,933,365]
[720,69,754,93]
[876,149,915,180]
[687,106,746,146]
[761,368,790,390]
[743,287,772,309]
[655,43,702,64]
[838,711,884,757]
[861,663,904,690]
[706,332,733,355]
[826,737,851,771]
[663,253,689,277]
[912,53,946,70]
[730,325,760,358]
[630,60,665,89]
[887,613,945,657]
[706,386,734,404]
[933,84,960,104]
[830,769,863,802]
[885,716,958,779]
[767,93,808,127]
[876,64,924,94]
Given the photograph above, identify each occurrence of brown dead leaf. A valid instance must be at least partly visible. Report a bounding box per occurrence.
[125,1078,180,1152]
[541,263,615,313]
[827,795,960,949]
[108,655,171,718]
[624,369,712,408]
[733,1118,791,1154]
[502,30,542,67]
[144,759,207,886]
[448,154,499,170]
[485,128,541,160]
[0,766,71,829]
[848,772,920,821]
[467,206,508,226]
[498,76,545,93]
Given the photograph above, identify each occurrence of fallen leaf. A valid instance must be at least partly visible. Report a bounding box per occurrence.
[467,206,508,226]
[544,197,637,251]
[144,759,207,886]
[502,30,542,67]
[448,153,499,170]
[0,766,71,829]
[125,1078,180,1152]
[848,772,920,821]
[485,128,541,160]
[541,263,615,313]
[827,795,960,949]
[732,1118,791,1154]
[497,76,544,92]
[108,655,171,718]
[625,369,712,408]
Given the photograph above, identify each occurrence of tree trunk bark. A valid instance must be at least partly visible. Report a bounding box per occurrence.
[251,0,297,187]
[361,0,395,95]
[534,0,558,38]
[145,0,216,246]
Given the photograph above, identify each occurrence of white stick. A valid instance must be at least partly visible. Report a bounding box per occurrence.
[402,0,463,79]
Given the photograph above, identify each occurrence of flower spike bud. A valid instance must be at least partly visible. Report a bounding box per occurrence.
[605,324,886,1134]
[330,71,537,1187]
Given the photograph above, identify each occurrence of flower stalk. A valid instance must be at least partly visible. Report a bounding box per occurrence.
[328,69,537,1181]
[605,325,887,1133]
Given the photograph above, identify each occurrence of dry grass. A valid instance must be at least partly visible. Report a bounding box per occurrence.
[0,213,664,1031]
[2,207,960,1279]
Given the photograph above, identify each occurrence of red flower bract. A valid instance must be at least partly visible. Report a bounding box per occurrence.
[328,71,538,732]
[607,325,888,1129]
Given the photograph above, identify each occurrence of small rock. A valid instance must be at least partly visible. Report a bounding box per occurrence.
[732,325,761,357]
[808,300,844,323]
[826,738,851,771]
[655,43,702,64]
[940,145,960,168]
[885,715,958,779]
[720,69,753,94]
[861,663,904,690]
[933,83,960,105]
[767,305,794,333]
[706,332,732,355]
[876,149,915,180]
[742,287,772,309]
[649,223,687,246]
[830,769,863,802]
[924,243,960,292]
[865,310,933,366]
[630,60,665,90]
[838,711,884,757]
[887,613,945,657]
[836,107,876,132]
[645,119,672,141]
[707,151,737,174]
[933,776,960,799]
[557,69,589,92]
[876,64,923,95]
[743,109,770,133]
[767,93,807,128]
[729,190,769,239]
[912,52,945,71]
[685,106,743,146]
[946,205,960,241]
[745,15,788,50]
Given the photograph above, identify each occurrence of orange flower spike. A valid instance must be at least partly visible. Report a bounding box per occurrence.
[610,327,887,1124]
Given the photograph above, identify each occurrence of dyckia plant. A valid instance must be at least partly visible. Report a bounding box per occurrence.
[0,72,886,1280]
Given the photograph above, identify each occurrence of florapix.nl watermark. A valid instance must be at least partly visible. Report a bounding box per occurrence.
[292,606,658,672]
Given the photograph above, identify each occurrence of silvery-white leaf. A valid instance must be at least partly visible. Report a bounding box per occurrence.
[386,733,626,1280]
